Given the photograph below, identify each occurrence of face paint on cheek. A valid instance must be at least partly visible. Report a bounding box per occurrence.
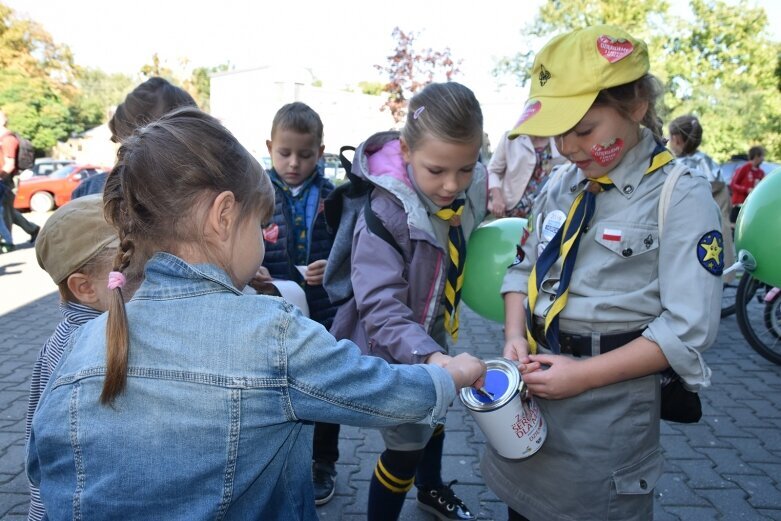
[591,138,624,166]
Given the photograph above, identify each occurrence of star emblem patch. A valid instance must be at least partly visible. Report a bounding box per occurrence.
[696,230,724,276]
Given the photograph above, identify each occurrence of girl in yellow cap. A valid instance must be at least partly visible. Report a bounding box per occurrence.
[482,25,723,520]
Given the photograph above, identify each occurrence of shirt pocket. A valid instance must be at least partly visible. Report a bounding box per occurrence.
[592,221,659,292]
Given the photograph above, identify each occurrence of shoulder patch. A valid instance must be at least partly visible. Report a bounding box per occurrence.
[696,230,724,276]
[510,244,525,267]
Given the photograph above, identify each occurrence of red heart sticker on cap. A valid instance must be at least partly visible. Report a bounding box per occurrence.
[591,138,624,166]
[515,100,541,127]
[597,35,634,63]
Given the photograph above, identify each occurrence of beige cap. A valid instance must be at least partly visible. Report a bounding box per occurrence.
[35,194,119,284]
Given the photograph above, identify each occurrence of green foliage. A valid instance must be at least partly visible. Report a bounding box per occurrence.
[493,0,781,161]
[358,81,385,96]
[187,63,230,111]
[0,70,73,149]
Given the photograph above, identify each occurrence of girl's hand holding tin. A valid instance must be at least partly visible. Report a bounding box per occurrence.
[503,334,542,375]
[521,354,589,399]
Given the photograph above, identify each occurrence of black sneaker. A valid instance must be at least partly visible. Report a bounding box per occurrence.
[416,480,476,520]
[312,461,336,506]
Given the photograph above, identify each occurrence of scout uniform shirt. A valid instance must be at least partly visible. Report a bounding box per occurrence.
[501,128,722,389]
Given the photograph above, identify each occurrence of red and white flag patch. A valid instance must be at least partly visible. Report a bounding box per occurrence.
[602,228,622,242]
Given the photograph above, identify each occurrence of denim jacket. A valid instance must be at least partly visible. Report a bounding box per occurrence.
[26,253,456,521]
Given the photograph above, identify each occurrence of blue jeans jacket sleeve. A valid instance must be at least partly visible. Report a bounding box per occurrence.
[282,306,456,427]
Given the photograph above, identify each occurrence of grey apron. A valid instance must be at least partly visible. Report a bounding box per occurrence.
[481,372,664,521]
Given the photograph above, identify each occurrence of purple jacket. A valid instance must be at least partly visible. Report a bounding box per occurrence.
[330,131,487,364]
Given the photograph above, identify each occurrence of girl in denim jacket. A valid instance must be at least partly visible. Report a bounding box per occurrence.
[26,107,485,521]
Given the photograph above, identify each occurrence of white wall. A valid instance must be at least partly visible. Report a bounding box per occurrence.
[210,66,396,159]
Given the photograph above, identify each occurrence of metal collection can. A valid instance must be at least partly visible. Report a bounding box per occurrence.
[459,358,547,459]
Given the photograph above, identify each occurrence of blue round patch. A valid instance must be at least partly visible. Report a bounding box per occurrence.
[696,230,724,276]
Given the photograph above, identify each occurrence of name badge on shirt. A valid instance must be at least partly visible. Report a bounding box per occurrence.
[538,210,566,256]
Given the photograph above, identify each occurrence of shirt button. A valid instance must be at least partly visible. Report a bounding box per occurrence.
[623,185,634,194]
[569,184,578,193]
[622,248,633,257]
[639,479,648,490]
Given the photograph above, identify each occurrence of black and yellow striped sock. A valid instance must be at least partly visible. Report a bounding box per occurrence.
[368,449,422,521]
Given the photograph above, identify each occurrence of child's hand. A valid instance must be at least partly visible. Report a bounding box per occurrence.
[488,188,506,217]
[522,354,588,399]
[247,267,273,293]
[503,335,541,375]
[442,353,487,390]
[304,259,327,285]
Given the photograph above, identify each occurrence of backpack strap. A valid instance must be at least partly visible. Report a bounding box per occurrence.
[658,161,689,239]
[364,197,403,258]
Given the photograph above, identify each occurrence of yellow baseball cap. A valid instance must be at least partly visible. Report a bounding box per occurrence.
[509,25,649,138]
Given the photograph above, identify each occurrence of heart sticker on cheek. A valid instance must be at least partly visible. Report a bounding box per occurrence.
[591,138,624,166]
[515,100,541,127]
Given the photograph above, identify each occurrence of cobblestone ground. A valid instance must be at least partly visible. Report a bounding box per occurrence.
[1,239,780,520]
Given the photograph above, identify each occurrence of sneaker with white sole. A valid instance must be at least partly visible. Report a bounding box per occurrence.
[313,461,336,506]
[416,480,476,520]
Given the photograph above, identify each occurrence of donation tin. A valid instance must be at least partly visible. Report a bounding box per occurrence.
[459,358,547,459]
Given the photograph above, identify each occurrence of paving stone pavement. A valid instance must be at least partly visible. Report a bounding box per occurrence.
[1,232,780,520]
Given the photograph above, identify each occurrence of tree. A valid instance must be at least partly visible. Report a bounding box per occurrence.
[493,0,781,161]
[0,2,92,150]
[375,27,461,123]
[188,63,231,111]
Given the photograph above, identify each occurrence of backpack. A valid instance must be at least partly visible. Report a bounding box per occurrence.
[2,131,35,172]
[322,145,403,306]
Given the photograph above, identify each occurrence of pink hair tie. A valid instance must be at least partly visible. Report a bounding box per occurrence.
[107,271,127,290]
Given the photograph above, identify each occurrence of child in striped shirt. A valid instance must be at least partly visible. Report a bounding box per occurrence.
[26,194,139,521]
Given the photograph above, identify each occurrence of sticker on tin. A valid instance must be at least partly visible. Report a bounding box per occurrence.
[696,230,724,276]
[541,210,566,242]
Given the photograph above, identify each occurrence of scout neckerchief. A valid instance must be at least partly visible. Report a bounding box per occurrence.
[436,199,466,342]
[525,146,674,354]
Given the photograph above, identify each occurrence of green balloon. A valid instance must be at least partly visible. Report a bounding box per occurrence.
[462,217,527,323]
[734,166,781,286]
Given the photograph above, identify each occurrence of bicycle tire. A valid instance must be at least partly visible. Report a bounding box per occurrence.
[735,274,781,365]
[721,278,740,318]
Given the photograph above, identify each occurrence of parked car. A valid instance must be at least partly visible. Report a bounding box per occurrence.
[18,158,76,181]
[14,164,110,213]
[720,154,780,185]
[321,153,346,182]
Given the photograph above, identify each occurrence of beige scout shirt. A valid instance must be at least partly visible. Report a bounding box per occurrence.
[501,129,722,388]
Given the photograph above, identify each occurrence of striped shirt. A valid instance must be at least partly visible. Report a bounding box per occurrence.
[26,301,101,521]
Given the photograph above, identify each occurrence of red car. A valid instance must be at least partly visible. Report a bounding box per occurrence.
[14,164,109,213]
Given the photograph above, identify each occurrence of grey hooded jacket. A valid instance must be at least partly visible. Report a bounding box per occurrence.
[329,131,487,364]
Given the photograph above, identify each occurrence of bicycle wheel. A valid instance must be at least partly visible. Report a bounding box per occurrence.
[735,274,781,365]
[721,273,741,318]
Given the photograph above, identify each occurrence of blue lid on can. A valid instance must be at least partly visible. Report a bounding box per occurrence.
[459,358,521,411]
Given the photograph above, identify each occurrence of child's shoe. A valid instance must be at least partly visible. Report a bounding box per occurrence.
[416,480,476,520]
[312,460,336,506]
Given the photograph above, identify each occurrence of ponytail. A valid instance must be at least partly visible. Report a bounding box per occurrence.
[101,166,133,405]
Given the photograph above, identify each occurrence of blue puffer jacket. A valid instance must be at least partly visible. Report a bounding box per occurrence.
[263,167,337,328]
